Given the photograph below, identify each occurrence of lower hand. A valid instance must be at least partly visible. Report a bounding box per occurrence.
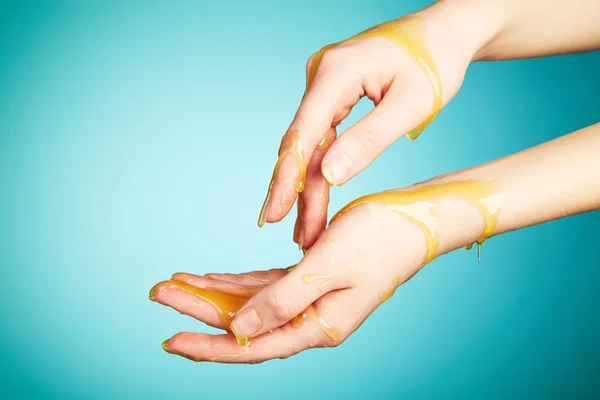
[151,199,436,363]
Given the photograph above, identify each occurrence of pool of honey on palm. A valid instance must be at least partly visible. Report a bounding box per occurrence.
[149,273,341,347]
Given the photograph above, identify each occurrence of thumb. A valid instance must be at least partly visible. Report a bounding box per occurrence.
[321,84,432,186]
[229,253,354,345]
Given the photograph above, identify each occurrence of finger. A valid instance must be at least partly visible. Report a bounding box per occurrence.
[204,269,289,286]
[151,276,264,331]
[292,195,303,246]
[162,287,371,363]
[260,47,363,226]
[162,324,319,364]
[226,245,357,344]
[150,280,226,329]
[171,273,269,292]
[297,127,336,250]
[321,79,432,186]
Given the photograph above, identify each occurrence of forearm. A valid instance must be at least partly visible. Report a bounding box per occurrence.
[429,122,600,257]
[328,122,599,268]
[417,0,600,62]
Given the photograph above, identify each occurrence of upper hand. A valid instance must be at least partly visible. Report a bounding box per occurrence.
[258,13,476,250]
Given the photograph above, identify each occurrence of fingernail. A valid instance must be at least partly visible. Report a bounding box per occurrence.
[257,180,274,228]
[162,339,200,361]
[321,165,335,186]
[230,307,261,346]
[162,339,175,354]
[148,284,161,301]
[323,152,354,185]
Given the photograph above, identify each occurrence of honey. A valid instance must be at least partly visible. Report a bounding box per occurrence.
[307,16,441,140]
[303,273,333,290]
[149,281,260,332]
[330,180,503,264]
[153,179,503,359]
[258,16,441,227]
[149,275,340,348]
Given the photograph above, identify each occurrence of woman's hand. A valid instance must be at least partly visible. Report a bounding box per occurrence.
[152,199,440,363]
[152,121,600,363]
[257,2,500,250]
[258,0,600,250]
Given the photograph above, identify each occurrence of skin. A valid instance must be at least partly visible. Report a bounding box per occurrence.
[153,122,600,363]
[151,0,600,363]
[257,0,600,250]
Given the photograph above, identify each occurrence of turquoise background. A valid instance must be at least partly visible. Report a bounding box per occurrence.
[1,0,599,398]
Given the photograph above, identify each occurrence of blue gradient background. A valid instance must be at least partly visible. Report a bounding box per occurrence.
[1,1,599,398]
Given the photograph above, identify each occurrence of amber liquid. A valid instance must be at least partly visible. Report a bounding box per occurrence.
[150,273,340,347]
[258,16,442,227]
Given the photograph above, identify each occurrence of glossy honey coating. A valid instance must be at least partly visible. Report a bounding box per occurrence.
[258,16,440,228]
[303,273,333,290]
[292,305,340,342]
[307,16,442,140]
[329,180,503,265]
[150,273,339,347]
[316,127,337,151]
[258,134,307,227]
[149,280,258,333]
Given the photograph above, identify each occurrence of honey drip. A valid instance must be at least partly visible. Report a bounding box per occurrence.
[293,196,304,243]
[150,281,259,331]
[316,127,337,151]
[285,264,297,272]
[329,180,503,265]
[292,307,341,343]
[258,16,441,228]
[258,135,306,227]
[380,277,401,305]
[149,275,340,347]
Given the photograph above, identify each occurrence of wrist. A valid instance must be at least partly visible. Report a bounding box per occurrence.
[414,0,507,63]
[394,176,502,262]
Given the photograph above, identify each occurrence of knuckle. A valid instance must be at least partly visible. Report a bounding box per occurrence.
[319,327,350,349]
[305,52,318,74]
[319,47,344,68]
[306,45,342,79]
[320,335,341,349]
[264,289,296,322]
[353,126,382,153]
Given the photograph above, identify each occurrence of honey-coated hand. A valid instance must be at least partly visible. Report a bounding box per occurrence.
[257,0,600,250]
[152,123,600,363]
[150,0,600,364]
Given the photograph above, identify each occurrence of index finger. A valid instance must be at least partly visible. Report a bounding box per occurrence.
[257,48,362,227]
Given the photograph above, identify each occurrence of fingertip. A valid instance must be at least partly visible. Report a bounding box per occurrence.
[149,280,170,302]
[162,339,174,354]
[321,151,355,186]
[265,157,300,224]
[321,164,336,187]
[230,307,262,345]
[257,181,273,228]
[171,272,191,282]
[164,332,203,362]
